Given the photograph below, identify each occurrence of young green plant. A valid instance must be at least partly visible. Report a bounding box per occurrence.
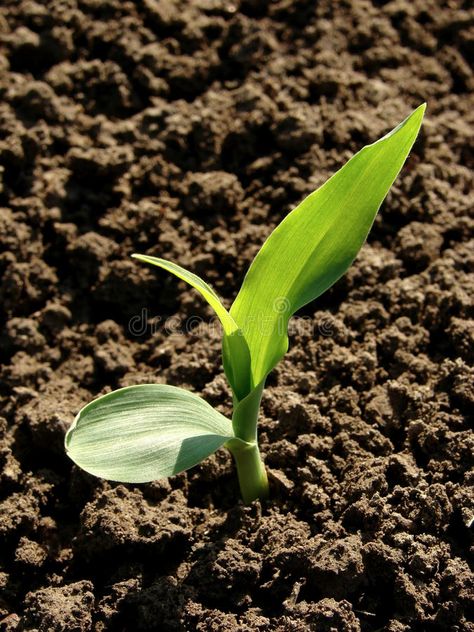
[65,105,425,503]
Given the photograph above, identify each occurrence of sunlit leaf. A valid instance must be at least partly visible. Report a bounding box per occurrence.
[65,384,235,483]
[226,104,426,393]
[131,254,238,334]
[132,254,251,400]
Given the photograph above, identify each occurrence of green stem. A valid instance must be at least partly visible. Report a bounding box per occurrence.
[231,381,264,442]
[226,381,268,503]
[226,439,269,504]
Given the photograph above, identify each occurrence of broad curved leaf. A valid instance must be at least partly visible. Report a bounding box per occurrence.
[226,104,426,392]
[65,384,234,483]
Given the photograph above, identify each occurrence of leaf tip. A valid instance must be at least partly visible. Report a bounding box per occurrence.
[131,253,150,265]
[414,102,427,119]
[64,416,77,453]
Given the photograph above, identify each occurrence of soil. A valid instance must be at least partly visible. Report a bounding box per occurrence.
[0,0,473,630]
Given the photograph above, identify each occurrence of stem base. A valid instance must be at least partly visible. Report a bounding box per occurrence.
[226,441,268,504]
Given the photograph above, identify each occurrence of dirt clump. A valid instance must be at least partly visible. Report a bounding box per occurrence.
[0,0,473,630]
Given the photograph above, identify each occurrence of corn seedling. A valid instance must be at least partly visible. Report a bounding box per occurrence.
[65,105,425,503]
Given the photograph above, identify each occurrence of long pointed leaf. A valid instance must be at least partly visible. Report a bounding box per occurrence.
[131,254,238,335]
[132,254,251,399]
[65,384,235,483]
[227,104,425,392]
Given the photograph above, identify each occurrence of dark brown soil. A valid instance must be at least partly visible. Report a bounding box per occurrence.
[0,1,473,630]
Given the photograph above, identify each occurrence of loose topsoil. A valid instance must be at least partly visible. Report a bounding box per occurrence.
[0,1,473,630]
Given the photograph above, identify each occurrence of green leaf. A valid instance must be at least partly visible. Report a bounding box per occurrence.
[65,384,235,483]
[227,104,426,393]
[231,380,265,443]
[132,254,252,400]
[131,254,238,335]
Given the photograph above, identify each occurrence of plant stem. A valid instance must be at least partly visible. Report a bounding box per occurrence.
[231,381,264,443]
[226,381,268,503]
[227,440,269,504]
